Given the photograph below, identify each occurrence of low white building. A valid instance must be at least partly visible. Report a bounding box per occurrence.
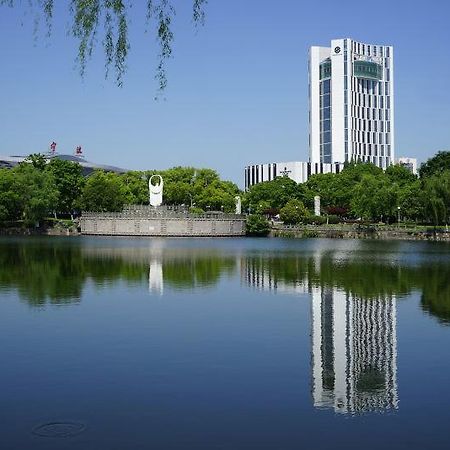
[396,157,417,175]
[244,161,343,190]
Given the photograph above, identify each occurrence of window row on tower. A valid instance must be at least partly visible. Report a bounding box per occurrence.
[352,118,391,133]
[351,41,390,58]
[351,106,391,121]
[352,130,391,145]
[352,78,390,96]
[352,142,392,159]
[352,93,391,109]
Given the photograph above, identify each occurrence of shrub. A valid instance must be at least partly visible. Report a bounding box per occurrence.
[246,214,270,237]
[305,215,326,225]
[327,214,340,224]
[279,199,310,225]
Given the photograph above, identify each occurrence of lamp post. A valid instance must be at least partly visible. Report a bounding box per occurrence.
[397,206,401,228]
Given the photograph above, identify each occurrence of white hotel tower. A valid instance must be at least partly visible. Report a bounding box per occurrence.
[310,38,394,168]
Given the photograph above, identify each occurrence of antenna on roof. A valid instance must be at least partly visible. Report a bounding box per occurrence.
[49,141,57,155]
[74,146,84,158]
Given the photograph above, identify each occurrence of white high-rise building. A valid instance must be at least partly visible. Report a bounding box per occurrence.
[309,38,394,168]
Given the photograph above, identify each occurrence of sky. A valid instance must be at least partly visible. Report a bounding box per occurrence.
[1,0,449,186]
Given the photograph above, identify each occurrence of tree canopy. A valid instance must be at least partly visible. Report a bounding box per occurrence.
[243,152,450,225]
[419,151,450,178]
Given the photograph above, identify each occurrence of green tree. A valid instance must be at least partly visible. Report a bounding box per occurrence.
[279,199,310,225]
[419,151,450,178]
[1,0,207,90]
[81,171,126,212]
[397,180,425,222]
[244,177,302,211]
[120,171,149,205]
[23,153,47,171]
[0,169,22,221]
[14,164,59,225]
[422,170,450,225]
[46,158,85,216]
[385,163,417,184]
[351,174,396,222]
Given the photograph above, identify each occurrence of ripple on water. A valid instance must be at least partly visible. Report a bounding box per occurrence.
[32,421,86,438]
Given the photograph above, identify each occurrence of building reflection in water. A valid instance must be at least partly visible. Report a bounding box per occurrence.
[311,287,398,414]
[242,256,399,414]
[149,260,163,295]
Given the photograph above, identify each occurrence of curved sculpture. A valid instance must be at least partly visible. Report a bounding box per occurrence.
[149,175,164,207]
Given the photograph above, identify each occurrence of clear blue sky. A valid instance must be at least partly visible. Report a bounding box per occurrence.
[1,0,449,186]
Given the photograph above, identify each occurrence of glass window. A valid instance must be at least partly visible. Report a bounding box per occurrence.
[322,120,331,132]
[322,107,331,120]
[322,131,331,143]
[323,94,331,108]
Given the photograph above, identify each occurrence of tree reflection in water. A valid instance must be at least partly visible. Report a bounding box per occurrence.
[1,238,449,415]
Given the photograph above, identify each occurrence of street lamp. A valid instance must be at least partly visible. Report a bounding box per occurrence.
[397,206,401,228]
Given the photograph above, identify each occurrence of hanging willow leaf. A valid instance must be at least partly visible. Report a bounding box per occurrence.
[0,0,208,91]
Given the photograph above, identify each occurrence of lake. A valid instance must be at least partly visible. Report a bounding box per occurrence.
[0,236,449,449]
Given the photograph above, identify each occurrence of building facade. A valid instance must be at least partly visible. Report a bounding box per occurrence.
[244,161,343,190]
[310,38,395,168]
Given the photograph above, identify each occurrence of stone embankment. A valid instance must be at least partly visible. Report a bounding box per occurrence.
[271,224,450,241]
[80,209,246,237]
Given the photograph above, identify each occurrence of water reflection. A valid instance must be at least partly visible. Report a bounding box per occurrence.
[242,255,400,414]
[311,287,398,414]
[1,238,450,420]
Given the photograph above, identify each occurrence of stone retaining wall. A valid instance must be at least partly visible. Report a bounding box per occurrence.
[80,214,246,237]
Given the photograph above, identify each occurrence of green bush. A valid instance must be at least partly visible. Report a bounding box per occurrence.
[279,199,310,225]
[246,214,270,237]
[305,215,326,225]
[327,214,340,224]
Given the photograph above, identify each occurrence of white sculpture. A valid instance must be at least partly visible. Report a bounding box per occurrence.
[314,195,321,216]
[149,175,163,207]
[235,196,242,215]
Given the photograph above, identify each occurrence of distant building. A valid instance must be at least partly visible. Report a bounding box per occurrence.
[310,38,395,168]
[0,153,127,176]
[244,161,343,190]
[397,157,418,175]
[245,38,395,189]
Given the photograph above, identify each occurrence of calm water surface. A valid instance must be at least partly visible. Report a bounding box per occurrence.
[0,236,449,449]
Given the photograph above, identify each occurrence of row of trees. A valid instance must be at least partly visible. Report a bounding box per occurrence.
[245,151,450,225]
[0,151,448,227]
[0,155,240,225]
